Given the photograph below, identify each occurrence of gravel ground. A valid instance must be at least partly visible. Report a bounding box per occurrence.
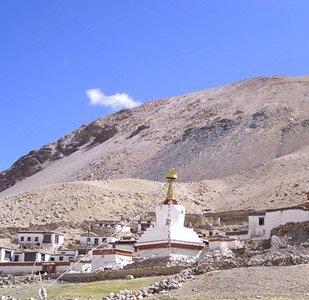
[171,264,309,299]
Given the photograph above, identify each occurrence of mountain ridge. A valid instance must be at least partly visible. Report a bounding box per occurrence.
[0,75,308,200]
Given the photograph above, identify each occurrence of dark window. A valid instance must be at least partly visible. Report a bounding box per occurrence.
[4,251,11,259]
[94,238,99,245]
[55,235,59,244]
[87,237,91,242]
[41,254,45,261]
[43,234,52,243]
[27,237,31,242]
[50,257,55,261]
[20,236,24,241]
[14,255,19,262]
[102,238,107,243]
[59,256,64,261]
[24,253,36,261]
[259,217,265,226]
[35,237,39,242]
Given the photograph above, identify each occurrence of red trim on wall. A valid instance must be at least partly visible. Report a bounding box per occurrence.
[0,261,70,267]
[208,238,238,242]
[92,249,132,257]
[135,242,204,250]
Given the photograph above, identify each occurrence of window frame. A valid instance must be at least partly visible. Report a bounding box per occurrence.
[258,217,265,226]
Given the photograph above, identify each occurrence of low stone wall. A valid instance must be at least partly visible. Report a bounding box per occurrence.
[53,266,186,283]
[198,254,309,274]
[103,268,195,300]
[203,210,250,226]
[0,275,39,287]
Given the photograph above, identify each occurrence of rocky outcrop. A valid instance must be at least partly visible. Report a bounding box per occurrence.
[0,122,118,192]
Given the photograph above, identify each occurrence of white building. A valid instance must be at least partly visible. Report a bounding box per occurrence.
[12,251,51,263]
[111,237,137,252]
[92,221,131,234]
[0,247,15,262]
[16,231,64,251]
[91,249,133,271]
[0,261,72,275]
[0,249,89,275]
[79,234,119,247]
[50,253,74,262]
[248,204,309,239]
[132,219,155,233]
[0,250,67,275]
[135,168,205,259]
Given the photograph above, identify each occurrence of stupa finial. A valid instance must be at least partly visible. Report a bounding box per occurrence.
[165,167,178,204]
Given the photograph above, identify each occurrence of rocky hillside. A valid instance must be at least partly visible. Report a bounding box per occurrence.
[0,75,308,200]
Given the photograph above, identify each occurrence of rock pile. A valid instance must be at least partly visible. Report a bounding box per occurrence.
[102,269,195,300]
[0,121,118,193]
[197,236,309,273]
[0,275,38,288]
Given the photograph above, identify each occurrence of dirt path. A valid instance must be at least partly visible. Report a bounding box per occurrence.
[171,264,309,299]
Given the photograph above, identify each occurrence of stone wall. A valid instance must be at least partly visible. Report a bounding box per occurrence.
[198,235,309,274]
[271,221,309,244]
[203,210,249,226]
[52,266,186,283]
[0,275,39,287]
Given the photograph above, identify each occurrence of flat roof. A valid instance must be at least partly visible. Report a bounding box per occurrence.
[226,230,248,236]
[80,233,113,237]
[0,247,16,251]
[249,205,309,216]
[17,231,64,235]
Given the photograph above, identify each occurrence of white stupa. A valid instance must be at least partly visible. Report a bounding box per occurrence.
[135,168,205,259]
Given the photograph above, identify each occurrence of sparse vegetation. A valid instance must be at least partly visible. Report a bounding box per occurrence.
[1,276,166,300]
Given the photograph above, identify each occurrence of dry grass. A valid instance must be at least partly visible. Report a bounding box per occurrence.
[1,276,166,300]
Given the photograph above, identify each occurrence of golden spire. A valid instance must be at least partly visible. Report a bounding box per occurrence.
[165,167,177,203]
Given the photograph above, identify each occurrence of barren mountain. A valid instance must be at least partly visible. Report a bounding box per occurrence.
[0,76,308,231]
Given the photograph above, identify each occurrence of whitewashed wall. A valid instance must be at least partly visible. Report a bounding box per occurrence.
[16,233,64,250]
[0,262,73,275]
[12,252,51,262]
[0,248,14,262]
[138,246,201,259]
[79,236,118,246]
[113,243,135,252]
[208,239,243,250]
[50,254,72,262]
[0,265,43,275]
[226,232,249,241]
[17,233,44,246]
[91,254,132,271]
[249,209,309,239]
[55,262,92,273]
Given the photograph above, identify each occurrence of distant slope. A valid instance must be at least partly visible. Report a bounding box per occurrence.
[0,145,307,229]
[0,75,308,200]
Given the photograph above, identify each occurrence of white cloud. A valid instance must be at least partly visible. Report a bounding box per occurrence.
[86,88,141,111]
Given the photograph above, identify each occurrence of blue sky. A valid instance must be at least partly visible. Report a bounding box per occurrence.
[0,0,308,172]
